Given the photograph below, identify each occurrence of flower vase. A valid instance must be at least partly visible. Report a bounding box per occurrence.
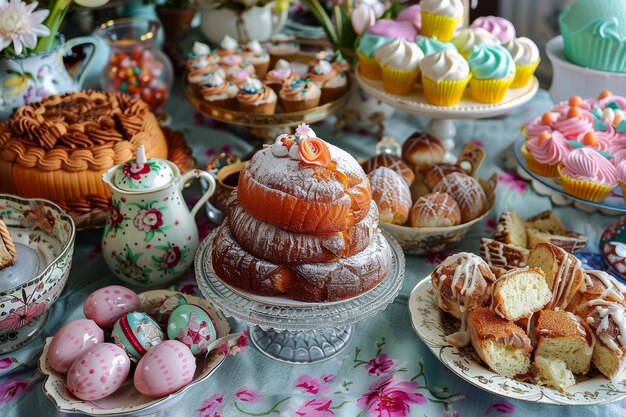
[0,34,97,120]
[155,5,196,75]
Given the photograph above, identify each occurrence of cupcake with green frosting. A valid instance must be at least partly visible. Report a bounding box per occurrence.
[357,33,392,80]
[415,36,456,56]
[467,44,515,103]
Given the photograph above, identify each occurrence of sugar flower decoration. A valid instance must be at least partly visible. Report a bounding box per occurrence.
[295,123,316,139]
[0,0,49,56]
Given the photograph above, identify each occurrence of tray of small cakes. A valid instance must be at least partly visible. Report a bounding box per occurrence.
[183,38,351,130]
[363,133,496,255]
[515,92,626,214]
[408,211,626,405]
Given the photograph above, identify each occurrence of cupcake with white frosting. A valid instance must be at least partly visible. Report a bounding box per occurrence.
[504,37,540,88]
[420,49,471,106]
[420,0,464,42]
[199,72,238,109]
[216,35,239,57]
[452,28,499,58]
[308,60,348,103]
[375,38,424,95]
[242,40,270,78]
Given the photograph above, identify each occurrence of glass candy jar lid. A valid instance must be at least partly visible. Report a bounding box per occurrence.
[113,145,174,191]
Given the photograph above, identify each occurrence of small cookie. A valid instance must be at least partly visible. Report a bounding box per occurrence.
[0,219,16,270]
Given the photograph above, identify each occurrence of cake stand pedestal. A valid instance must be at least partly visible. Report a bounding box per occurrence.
[355,66,539,157]
[195,230,405,364]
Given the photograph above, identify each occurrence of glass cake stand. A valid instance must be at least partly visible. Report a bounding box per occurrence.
[195,229,405,364]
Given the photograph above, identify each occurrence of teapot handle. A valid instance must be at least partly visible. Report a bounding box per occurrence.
[62,36,98,88]
[180,169,216,218]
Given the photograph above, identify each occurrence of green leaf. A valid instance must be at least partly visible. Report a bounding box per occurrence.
[6,69,21,76]
[23,72,35,82]
[301,0,338,45]
[145,231,154,242]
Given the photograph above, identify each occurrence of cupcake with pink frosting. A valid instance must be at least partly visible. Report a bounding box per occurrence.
[265,59,299,94]
[559,147,617,202]
[522,131,570,177]
[552,106,594,139]
[470,16,516,44]
[524,112,558,139]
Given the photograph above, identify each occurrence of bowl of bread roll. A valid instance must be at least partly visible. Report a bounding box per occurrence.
[362,135,496,255]
[408,211,626,405]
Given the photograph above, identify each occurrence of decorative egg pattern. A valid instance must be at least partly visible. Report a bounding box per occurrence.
[133,340,196,397]
[155,293,187,325]
[83,285,141,329]
[67,343,130,401]
[48,319,104,373]
[111,312,164,360]
[167,304,218,355]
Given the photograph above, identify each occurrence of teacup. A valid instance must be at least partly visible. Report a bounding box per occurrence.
[210,161,247,214]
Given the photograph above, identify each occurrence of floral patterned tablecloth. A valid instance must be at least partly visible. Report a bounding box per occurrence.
[1,87,623,417]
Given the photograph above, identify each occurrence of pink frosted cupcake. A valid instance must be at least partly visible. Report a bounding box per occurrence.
[559,147,617,202]
[470,16,516,44]
[524,112,557,139]
[522,131,570,177]
[552,107,594,139]
[265,59,299,94]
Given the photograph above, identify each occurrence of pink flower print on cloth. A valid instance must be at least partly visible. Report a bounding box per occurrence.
[357,376,427,417]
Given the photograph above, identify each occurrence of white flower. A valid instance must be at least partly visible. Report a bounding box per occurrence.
[0,0,49,56]
[351,3,376,35]
[72,0,109,7]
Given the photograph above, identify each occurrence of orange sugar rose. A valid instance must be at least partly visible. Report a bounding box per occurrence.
[298,137,331,167]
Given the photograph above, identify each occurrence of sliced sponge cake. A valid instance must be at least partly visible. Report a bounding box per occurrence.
[490,267,552,321]
[533,356,576,391]
[468,307,533,378]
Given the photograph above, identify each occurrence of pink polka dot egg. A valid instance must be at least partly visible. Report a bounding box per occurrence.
[83,285,141,329]
[134,340,196,397]
[67,343,130,401]
[48,319,104,373]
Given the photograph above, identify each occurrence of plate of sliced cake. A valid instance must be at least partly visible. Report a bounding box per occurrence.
[409,247,626,405]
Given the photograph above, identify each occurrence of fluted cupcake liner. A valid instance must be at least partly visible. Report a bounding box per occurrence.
[357,51,382,80]
[420,12,460,42]
[381,66,420,95]
[421,74,471,107]
[511,60,540,89]
[239,100,277,115]
[563,31,626,73]
[470,77,513,104]
[558,164,615,202]
[521,144,559,178]
[281,95,321,112]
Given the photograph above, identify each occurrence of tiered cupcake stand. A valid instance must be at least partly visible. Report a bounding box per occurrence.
[195,230,405,364]
[355,65,539,157]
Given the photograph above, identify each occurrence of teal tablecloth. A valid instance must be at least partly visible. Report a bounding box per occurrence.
[1,88,624,417]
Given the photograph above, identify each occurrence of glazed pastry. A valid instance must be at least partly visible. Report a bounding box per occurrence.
[533,356,576,391]
[489,267,551,321]
[420,49,471,106]
[401,132,445,168]
[242,40,270,78]
[566,270,626,312]
[0,219,15,270]
[522,131,570,178]
[480,237,530,272]
[216,35,239,57]
[415,36,456,56]
[375,38,424,95]
[361,154,415,186]
[409,192,460,227]
[433,172,487,223]
[279,78,321,112]
[559,147,617,202]
[470,16,516,44]
[265,59,299,94]
[493,211,528,248]
[526,227,587,254]
[420,0,464,41]
[308,60,348,104]
[452,28,499,58]
[468,307,533,378]
[504,37,540,88]
[534,309,594,374]
[423,162,465,190]
[467,44,515,104]
[236,78,277,115]
[199,72,238,109]
[368,167,412,225]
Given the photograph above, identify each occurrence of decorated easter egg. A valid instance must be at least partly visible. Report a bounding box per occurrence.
[111,312,165,360]
[48,319,104,373]
[167,304,218,355]
[134,340,196,397]
[67,343,130,401]
[155,293,187,325]
[83,285,141,329]
[600,217,626,282]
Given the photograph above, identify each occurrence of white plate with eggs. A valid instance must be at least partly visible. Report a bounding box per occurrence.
[408,276,626,405]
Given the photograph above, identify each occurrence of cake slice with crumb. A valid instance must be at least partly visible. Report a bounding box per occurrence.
[490,267,552,321]
[533,356,576,391]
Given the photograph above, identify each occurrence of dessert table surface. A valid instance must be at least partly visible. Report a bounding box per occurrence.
[1,86,623,417]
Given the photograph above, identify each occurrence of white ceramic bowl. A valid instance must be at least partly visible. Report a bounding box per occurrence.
[0,194,75,354]
[546,36,626,104]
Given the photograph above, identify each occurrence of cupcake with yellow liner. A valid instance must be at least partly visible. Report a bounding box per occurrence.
[451,28,499,58]
[374,38,424,95]
[199,72,239,110]
[467,44,515,104]
[307,60,348,104]
[504,37,540,88]
[420,0,464,42]
[279,78,321,112]
[265,59,299,94]
[419,49,471,107]
[416,36,456,56]
[522,130,570,178]
[237,78,277,115]
[558,147,617,202]
[616,159,626,201]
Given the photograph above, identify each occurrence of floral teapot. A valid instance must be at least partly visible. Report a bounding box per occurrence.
[101,146,215,287]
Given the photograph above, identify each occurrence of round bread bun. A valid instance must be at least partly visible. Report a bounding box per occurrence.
[433,172,487,223]
[410,192,461,227]
[423,163,465,191]
[368,167,412,225]
[401,132,445,168]
[361,154,415,186]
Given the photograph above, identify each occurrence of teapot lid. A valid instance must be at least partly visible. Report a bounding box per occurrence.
[113,146,175,191]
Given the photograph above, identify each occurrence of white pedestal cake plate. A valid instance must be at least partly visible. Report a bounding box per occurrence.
[195,229,405,364]
[355,66,539,158]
